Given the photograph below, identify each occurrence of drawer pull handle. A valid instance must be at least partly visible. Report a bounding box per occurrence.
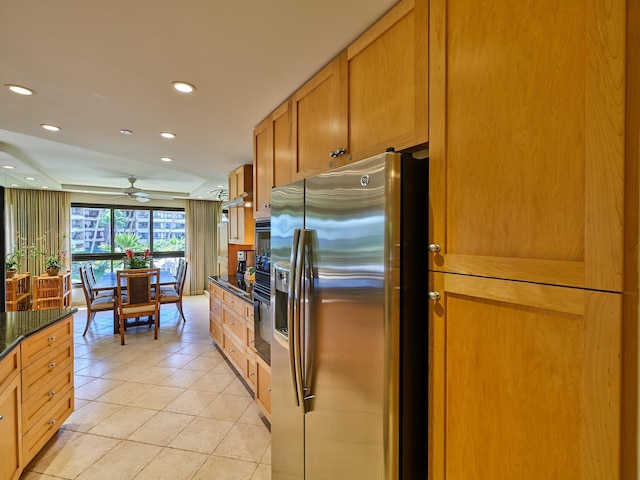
[49,390,57,397]
[267,387,272,392]
[249,372,255,376]
[229,349,235,353]
[48,362,57,368]
[249,339,255,344]
[229,321,235,326]
[48,336,57,342]
[48,419,57,425]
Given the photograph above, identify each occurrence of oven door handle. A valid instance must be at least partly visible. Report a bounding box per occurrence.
[252,290,270,305]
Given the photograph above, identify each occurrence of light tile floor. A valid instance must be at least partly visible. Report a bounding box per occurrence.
[20,294,271,480]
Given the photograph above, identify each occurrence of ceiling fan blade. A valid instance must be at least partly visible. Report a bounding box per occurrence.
[132,191,149,197]
[135,196,151,203]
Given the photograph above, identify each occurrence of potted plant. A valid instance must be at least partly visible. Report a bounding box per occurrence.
[5,248,25,278]
[125,248,151,269]
[45,253,63,276]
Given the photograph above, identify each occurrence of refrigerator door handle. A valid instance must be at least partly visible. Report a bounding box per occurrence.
[293,228,308,413]
[288,228,301,407]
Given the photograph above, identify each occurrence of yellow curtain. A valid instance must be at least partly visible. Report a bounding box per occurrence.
[5,188,71,276]
[185,199,222,295]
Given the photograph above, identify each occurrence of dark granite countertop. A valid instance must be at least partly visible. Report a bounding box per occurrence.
[0,308,78,361]
[208,275,254,303]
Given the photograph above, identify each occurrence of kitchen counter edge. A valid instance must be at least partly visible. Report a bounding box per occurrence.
[208,276,254,303]
[0,308,78,360]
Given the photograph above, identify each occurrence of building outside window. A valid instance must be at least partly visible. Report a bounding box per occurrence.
[70,204,185,283]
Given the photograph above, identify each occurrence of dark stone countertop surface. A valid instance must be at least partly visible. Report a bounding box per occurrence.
[208,275,254,303]
[0,308,78,361]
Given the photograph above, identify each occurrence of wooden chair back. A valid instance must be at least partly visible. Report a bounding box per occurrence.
[115,268,162,345]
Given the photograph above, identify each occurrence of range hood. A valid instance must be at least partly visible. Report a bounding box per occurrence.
[222,191,252,208]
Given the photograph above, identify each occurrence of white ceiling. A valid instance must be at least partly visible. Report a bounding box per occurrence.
[0,0,398,201]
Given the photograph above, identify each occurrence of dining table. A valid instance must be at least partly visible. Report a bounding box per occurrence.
[91,269,177,292]
[91,269,177,334]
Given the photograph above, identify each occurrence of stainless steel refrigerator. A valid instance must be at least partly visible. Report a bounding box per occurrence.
[270,151,428,479]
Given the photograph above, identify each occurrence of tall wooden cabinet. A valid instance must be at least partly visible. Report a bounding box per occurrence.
[428,0,637,478]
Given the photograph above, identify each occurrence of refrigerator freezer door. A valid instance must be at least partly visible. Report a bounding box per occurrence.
[271,180,306,480]
[303,153,401,479]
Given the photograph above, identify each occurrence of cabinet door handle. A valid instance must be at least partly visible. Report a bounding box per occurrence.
[49,390,57,397]
[48,335,57,342]
[0,415,4,421]
[229,321,235,326]
[48,362,57,368]
[48,419,57,426]
[428,243,441,252]
[267,387,272,392]
[249,372,255,376]
[428,291,440,301]
[329,148,346,158]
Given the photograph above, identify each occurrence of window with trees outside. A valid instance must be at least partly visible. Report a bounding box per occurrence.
[70,204,185,284]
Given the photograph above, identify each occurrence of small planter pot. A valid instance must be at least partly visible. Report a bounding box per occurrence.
[6,269,17,279]
[46,267,60,276]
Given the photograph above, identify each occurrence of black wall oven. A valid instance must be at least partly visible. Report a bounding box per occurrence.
[253,219,271,364]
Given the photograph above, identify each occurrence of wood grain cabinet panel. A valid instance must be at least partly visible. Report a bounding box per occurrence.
[429,272,621,480]
[292,53,348,180]
[346,0,428,162]
[0,351,22,480]
[428,0,627,292]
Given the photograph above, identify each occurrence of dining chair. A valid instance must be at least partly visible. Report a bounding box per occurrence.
[79,266,116,336]
[160,260,188,322]
[115,268,162,345]
[86,263,113,298]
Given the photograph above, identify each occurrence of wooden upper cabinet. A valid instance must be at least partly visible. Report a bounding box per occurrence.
[228,165,254,245]
[273,100,294,187]
[429,272,621,480]
[253,99,293,219]
[253,117,272,220]
[292,52,348,180]
[346,0,428,162]
[428,0,627,292]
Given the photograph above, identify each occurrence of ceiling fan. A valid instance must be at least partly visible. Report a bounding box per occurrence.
[119,175,175,203]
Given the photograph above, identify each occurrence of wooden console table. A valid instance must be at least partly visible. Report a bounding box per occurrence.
[32,271,71,311]
[6,273,31,312]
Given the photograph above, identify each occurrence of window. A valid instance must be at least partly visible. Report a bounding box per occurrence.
[70,204,185,283]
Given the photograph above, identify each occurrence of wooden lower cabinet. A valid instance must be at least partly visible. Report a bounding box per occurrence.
[255,356,271,422]
[20,316,74,468]
[429,272,621,479]
[0,350,22,480]
[208,280,272,421]
[0,315,74,480]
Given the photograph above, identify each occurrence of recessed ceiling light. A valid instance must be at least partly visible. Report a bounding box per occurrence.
[161,157,173,162]
[10,183,19,187]
[172,81,195,93]
[120,129,133,135]
[25,177,35,181]
[160,132,176,139]
[5,84,35,96]
[41,186,49,189]
[41,124,61,132]
[2,165,15,169]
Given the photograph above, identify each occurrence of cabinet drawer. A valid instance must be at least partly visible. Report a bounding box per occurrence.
[22,364,73,433]
[21,317,72,367]
[222,332,246,374]
[210,297,223,322]
[222,290,247,317]
[0,348,20,393]
[245,324,256,354]
[22,338,73,399]
[245,355,257,391]
[23,387,73,465]
[223,308,245,345]
[210,318,223,347]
